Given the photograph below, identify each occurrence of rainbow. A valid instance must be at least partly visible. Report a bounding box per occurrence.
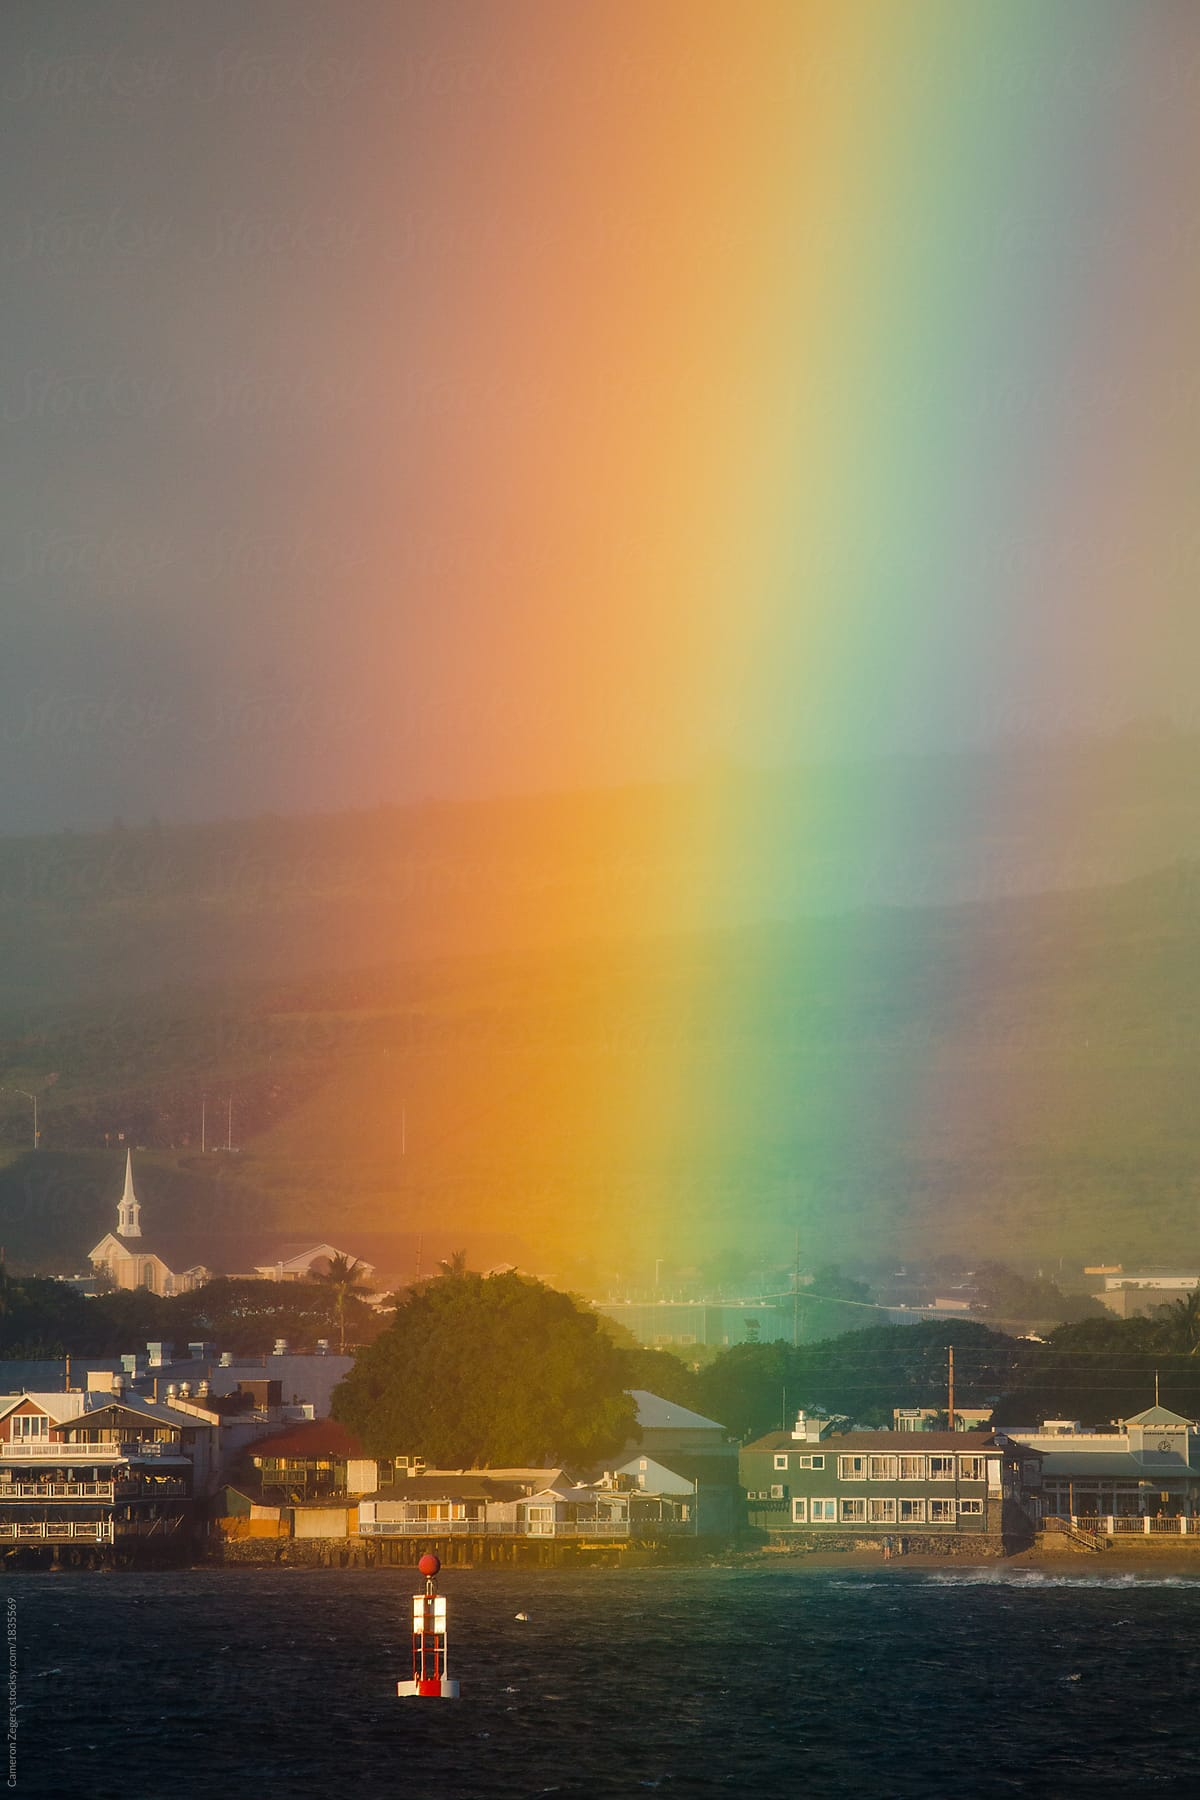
[312,3,1194,1278]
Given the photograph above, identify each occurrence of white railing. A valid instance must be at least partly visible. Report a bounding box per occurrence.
[1,1440,183,1462]
[525,1520,630,1538]
[1,1442,124,1460]
[0,1521,114,1542]
[1059,1514,1200,1537]
[358,1517,641,1539]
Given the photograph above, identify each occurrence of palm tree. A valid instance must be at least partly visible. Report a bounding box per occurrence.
[313,1254,371,1353]
[438,1249,470,1279]
[1157,1288,1200,1356]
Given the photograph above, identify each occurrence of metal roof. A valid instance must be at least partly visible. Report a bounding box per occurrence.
[59,1394,199,1429]
[369,1476,530,1502]
[630,1390,727,1433]
[1125,1405,1196,1427]
[744,1430,1005,1454]
[249,1419,364,1459]
[1040,1449,1200,1478]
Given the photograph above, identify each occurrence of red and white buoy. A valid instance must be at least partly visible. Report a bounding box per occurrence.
[397,1552,460,1698]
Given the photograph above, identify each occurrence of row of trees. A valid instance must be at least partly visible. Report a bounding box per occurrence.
[0,1257,380,1359]
[5,1252,1200,1464]
[334,1278,1200,1466]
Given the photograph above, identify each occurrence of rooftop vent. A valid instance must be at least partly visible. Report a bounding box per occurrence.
[791,1410,825,1444]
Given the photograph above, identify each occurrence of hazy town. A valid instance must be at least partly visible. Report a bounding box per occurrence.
[2,1140,1200,1571]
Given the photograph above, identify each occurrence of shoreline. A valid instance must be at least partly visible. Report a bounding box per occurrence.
[10,1543,1200,1577]
[748,1544,1200,1575]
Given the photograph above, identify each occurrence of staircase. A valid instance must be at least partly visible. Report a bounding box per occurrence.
[1040,1516,1106,1552]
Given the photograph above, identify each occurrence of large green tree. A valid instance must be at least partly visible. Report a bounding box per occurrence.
[332,1271,638,1467]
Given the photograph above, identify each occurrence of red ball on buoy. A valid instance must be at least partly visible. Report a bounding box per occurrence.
[418,1552,441,1577]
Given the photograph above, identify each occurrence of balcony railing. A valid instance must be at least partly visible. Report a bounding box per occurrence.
[0,1440,183,1461]
[358,1516,686,1539]
[0,1520,115,1542]
[525,1520,631,1538]
[2,1441,124,1460]
[0,1480,189,1502]
[1,1481,116,1501]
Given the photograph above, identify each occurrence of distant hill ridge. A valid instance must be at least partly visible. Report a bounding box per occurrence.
[2,727,1199,1011]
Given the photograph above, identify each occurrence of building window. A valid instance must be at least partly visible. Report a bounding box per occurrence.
[928,1456,955,1481]
[774,1454,789,1471]
[11,1416,48,1440]
[930,1499,955,1523]
[957,1499,984,1516]
[868,1456,898,1481]
[899,1455,925,1480]
[770,1485,785,1500]
[958,1456,986,1482]
[838,1455,867,1479]
[899,1498,926,1523]
[840,1498,867,1524]
[810,1499,837,1522]
[798,1454,824,1469]
[792,1498,808,1523]
[869,1497,897,1523]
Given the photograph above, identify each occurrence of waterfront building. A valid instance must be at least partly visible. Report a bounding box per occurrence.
[741,1413,1041,1549]
[0,1387,209,1558]
[248,1418,369,1504]
[1005,1405,1200,1536]
[356,1467,690,1543]
[606,1390,739,1534]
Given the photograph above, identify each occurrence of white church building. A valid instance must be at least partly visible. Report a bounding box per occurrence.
[87,1153,374,1296]
[88,1151,212,1296]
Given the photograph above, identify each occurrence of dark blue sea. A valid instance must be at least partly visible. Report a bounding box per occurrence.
[8,1563,1200,1798]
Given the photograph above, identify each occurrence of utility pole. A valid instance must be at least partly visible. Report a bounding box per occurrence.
[947,1344,956,1432]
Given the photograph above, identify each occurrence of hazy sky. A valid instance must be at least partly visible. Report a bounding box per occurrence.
[2,1,1198,832]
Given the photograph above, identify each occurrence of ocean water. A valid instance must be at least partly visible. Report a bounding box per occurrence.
[8,1564,1200,1798]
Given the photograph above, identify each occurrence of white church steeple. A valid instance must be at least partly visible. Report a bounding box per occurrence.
[116,1149,142,1238]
